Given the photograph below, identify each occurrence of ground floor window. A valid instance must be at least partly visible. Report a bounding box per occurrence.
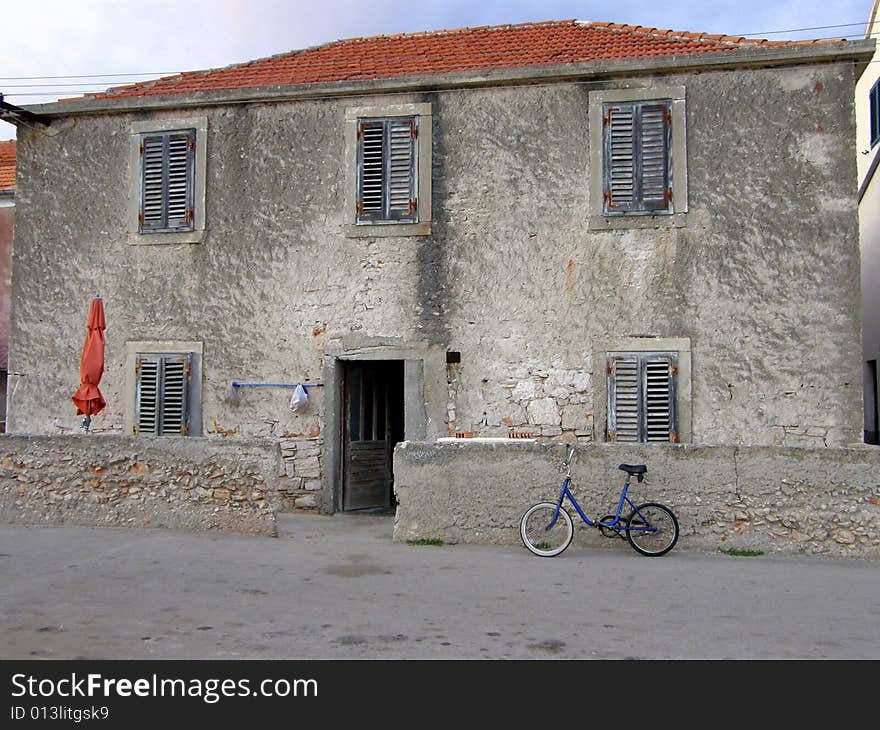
[134,353,192,436]
[607,351,679,443]
[125,341,202,437]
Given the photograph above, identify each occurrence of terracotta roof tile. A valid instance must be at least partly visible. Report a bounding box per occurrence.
[0,140,15,192]
[67,19,844,103]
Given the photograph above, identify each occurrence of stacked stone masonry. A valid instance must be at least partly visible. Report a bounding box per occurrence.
[0,436,281,536]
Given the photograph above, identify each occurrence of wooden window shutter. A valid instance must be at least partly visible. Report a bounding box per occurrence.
[607,352,678,443]
[608,355,640,442]
[356,117,417,223]
[602,101,671,214]
[135,353,191,436]
[643,353,678,443]
[139,129,195,233]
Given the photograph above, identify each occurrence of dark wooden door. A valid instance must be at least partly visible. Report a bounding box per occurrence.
[342,362,401,510]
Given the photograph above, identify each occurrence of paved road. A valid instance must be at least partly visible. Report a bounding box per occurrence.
[1,513,878,660]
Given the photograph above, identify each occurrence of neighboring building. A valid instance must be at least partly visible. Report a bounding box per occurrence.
[0,140,13,432]
[858,1,880,444]
[5,21,874,512]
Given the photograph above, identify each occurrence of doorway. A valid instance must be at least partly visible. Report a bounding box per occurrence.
[341,360,405,510]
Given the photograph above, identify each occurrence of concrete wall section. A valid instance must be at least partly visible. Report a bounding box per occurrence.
[393,442,880,558]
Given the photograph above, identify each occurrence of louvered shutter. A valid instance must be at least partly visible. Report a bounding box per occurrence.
[608,352,678,443]
[134,354,191,436]
[356,117,417,223]
[139,130,195,232]
[603,101,671,214]
[643,354,677,442]
[608,355,640,442]
[135,356,159,434]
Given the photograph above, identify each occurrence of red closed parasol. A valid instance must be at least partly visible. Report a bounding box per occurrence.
[72,296,106,422]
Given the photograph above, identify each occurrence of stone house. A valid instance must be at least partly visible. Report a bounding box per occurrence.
[5,20,874,515]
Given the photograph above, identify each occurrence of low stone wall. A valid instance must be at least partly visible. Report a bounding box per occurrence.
[393,441,880,558]
[0,435,281,536]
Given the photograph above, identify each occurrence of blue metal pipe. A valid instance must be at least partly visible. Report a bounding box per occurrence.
[230,382,322,388]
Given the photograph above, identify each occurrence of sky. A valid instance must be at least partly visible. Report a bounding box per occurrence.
[0,0,875,141]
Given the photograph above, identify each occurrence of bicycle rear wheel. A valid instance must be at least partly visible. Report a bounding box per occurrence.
[520,502,574,557]
[626,502,679,557]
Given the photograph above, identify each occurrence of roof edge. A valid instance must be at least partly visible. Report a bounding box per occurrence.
[20,39,876,119]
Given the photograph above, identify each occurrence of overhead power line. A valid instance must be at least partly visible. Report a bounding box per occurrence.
[735,21,868,36]
[0,18,873,87]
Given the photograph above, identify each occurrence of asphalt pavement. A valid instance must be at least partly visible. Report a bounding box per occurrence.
[1,512,878,660]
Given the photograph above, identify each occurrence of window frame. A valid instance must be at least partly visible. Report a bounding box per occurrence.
[588,86,687,230]
[124,340,202,436]
[870,79,880,149]
[139,129,196,234]
[344,103,432,238]
[134,352,193,436]
[128,116,208,245]
[607,351,678,443]
[592,337,691,444]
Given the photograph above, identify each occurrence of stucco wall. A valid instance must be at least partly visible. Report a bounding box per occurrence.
[393,441,880,558]
[7,60,864,474]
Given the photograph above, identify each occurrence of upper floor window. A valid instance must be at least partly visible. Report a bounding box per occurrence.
[357,117,418,224]
[345,103,432,237]
[588,86,687,230]
[870,79,880,148]
[128,116,207,245]
[139,129,195,233]
[602,100,672,215]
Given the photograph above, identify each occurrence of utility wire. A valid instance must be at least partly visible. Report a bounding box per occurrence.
[0,19,873,87]
[0,21,875,102]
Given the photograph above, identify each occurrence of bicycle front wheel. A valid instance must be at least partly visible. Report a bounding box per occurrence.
[626,502,679,557]
[520,502,574,557]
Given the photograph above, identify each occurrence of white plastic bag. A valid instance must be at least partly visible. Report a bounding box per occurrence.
[289,384,309,413]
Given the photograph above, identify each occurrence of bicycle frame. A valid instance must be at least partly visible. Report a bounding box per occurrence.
[545,448,647,534]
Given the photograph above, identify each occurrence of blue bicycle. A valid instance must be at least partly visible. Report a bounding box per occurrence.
[520,445,679,557]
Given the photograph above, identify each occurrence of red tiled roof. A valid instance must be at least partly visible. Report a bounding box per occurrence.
[76,19,842,101]
[0,141,14,191]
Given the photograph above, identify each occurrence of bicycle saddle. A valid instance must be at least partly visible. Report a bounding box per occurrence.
[618,464,647,475]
